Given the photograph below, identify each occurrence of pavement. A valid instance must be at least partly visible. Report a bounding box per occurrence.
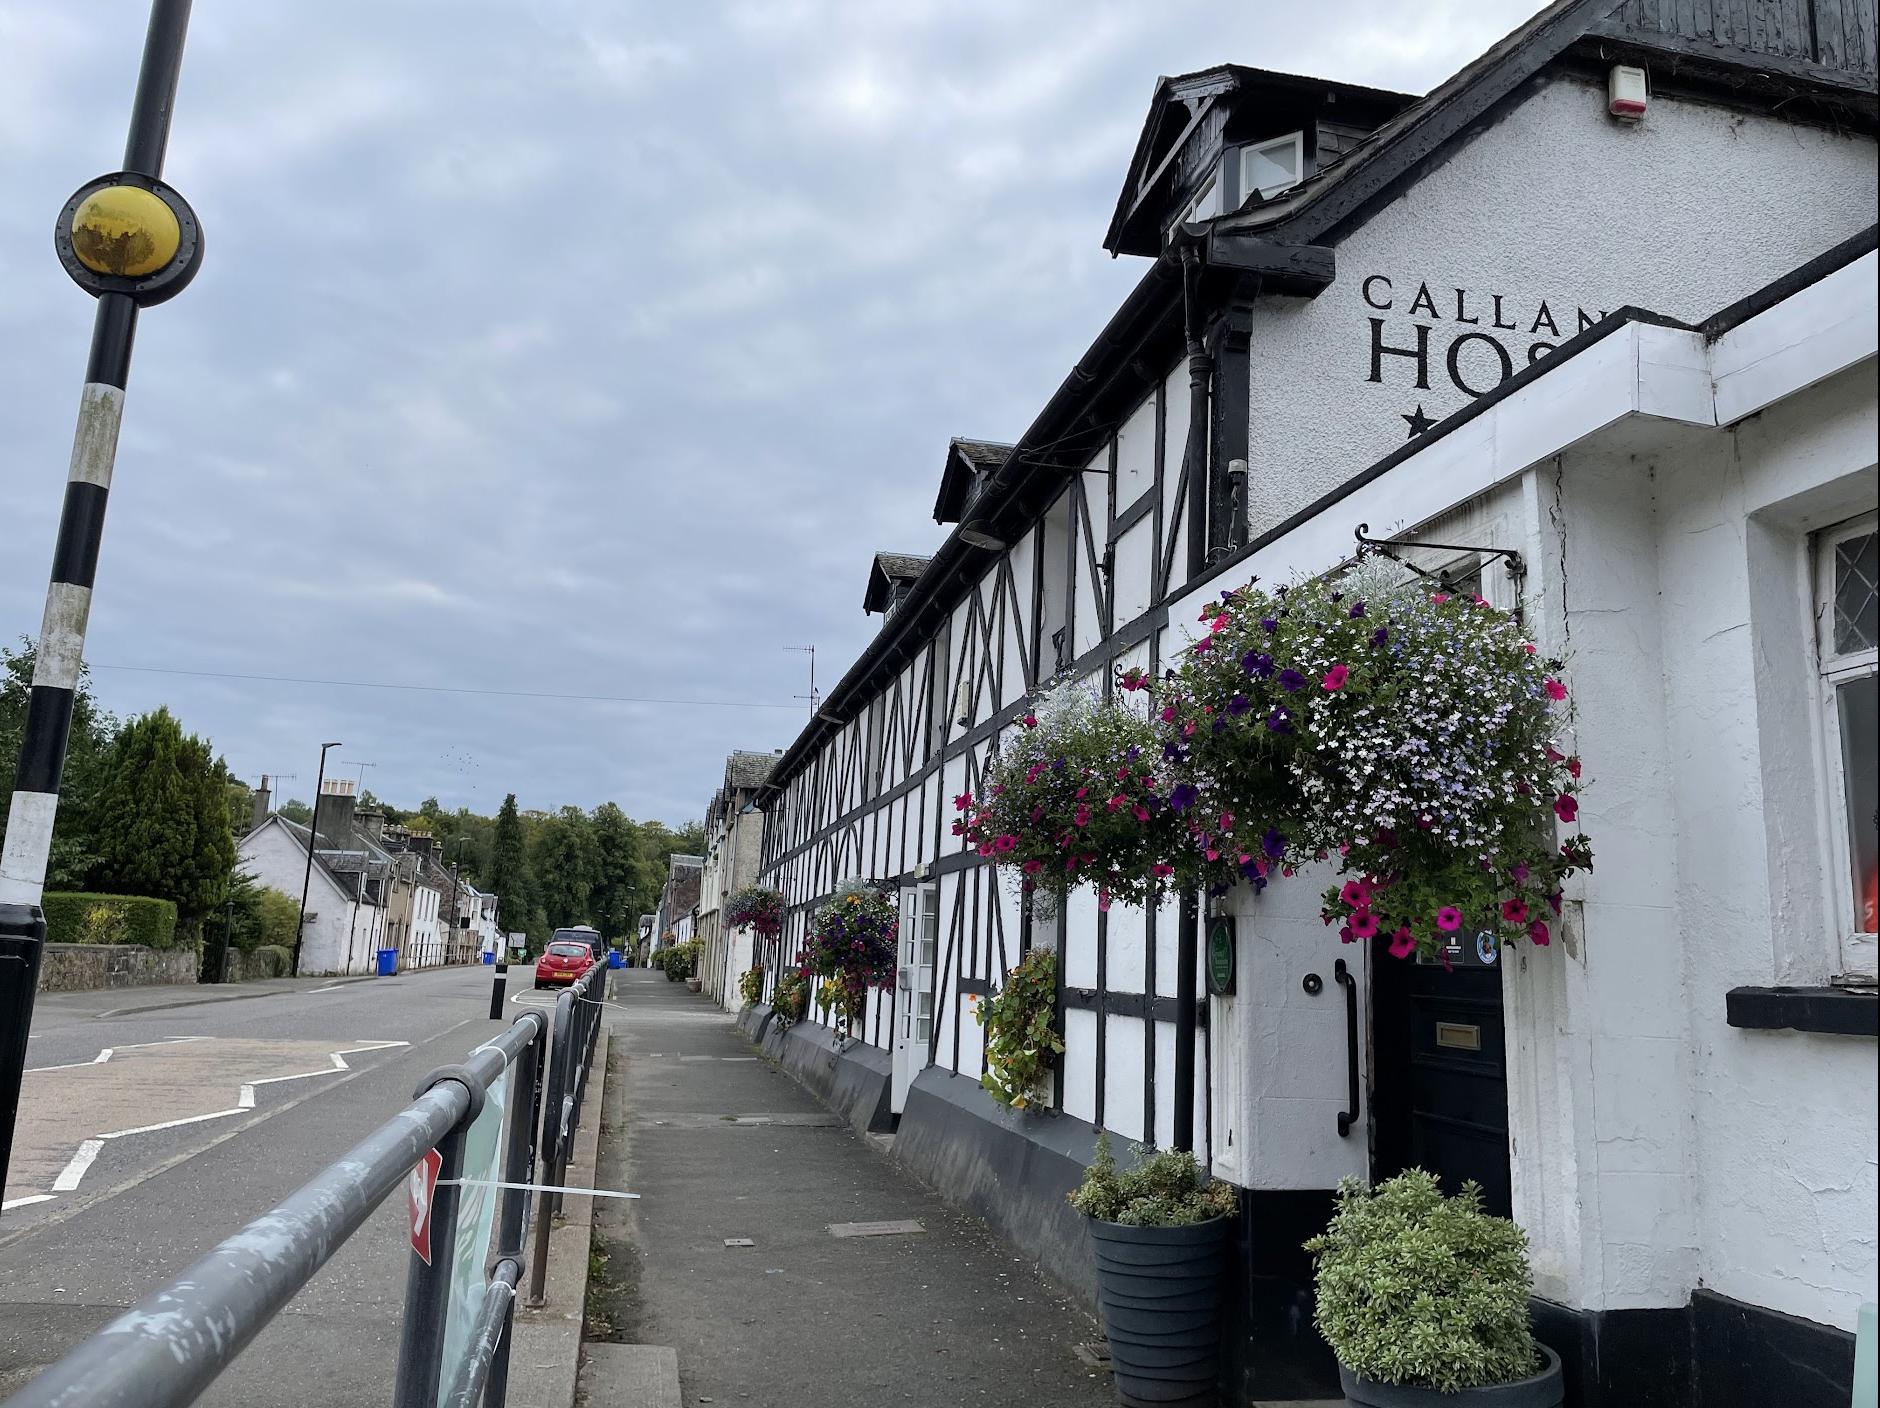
[0,962,559,1406]
[587,969,1117,1408]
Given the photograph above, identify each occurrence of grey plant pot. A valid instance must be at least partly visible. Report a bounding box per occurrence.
[1338,1344,1564,1408]
[1087,1216,1228,1408]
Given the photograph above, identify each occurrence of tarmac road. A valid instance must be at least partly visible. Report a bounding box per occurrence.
[0,963,542,1406]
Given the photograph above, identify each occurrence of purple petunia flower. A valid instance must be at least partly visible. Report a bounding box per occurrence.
[1260,617,1279,634]
[1350,601,1367,618]
[1162,741,1186,763]
[1226,693,1251,716]
[1278,668,1306,693]
[1169,783,1199,813]
[1371,626,1389,647]
[1261,828,1286,859]
[1211,718,1228,735]
[1243,651,1274,679]
[1265,708,1294,734]
[1126,745,1141,761]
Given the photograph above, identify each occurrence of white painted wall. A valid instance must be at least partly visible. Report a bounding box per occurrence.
[236,821,378,976]
[1245,76,1878,536]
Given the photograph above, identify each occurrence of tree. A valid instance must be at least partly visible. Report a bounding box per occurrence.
[88,707,236,929]
[589,802,646,940]
[487,793,532,936]
[279,797,313,824]
[531,805,600,930]
[0,639,119,889]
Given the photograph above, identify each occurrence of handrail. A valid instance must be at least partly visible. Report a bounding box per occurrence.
[1,963,613,1408]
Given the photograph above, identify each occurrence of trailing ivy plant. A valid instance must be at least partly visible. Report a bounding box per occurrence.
[975,948,1064,1109]
[1068,1134,1238,1227]
[1304,1171,1539,1392]
[771,966,810,1026]
[737,965,765,1006]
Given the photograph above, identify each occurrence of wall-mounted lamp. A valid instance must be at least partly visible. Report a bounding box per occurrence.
[959,520,1007,551]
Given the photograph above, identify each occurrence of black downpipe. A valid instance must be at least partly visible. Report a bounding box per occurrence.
[1173,245,1211,1154]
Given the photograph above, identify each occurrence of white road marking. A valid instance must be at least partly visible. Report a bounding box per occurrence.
[1,1194,56,1211]
[51,1140,103,1191]
[25,1035,203,1074]
[34,1039,414,1197]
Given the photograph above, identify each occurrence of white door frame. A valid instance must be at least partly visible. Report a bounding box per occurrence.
[891,882,939,1113]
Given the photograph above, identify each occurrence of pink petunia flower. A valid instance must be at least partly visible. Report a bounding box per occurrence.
[1160,706,1178,723]
[1543,678,1568,701]
[1097,890,1112,913]
[1152,863,1175,878]
[1022,713,1039,728]
[1389,928,1417,959]
[1554,794,1579,822]
[1568,758,1582,778]
[1074,806,1092,828]
[1209,613,1231,634]
[1339,925,1356,944]
[1431,593,1450,604]
[1349,910,1380,939]
[953,792,972,811]
[994,834,1018,854]
[1340,879,1373,909]
[1023,860,1043,876]
[1436,907,1463,932]
[1528,919,1551,946]
[977,842,995,858]
[1322,664,1350,691]
[1220,812,1235,830]
[1522,642,1537,654]
[1501,898,1528,923]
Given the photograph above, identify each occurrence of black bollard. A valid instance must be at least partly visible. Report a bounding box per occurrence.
[488,956,506,1019]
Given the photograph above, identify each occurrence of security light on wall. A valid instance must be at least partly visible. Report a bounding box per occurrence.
[959,520,1006,551]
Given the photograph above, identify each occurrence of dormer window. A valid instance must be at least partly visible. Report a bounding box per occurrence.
[1241,132,1304,199]
[1183,173,1223,224]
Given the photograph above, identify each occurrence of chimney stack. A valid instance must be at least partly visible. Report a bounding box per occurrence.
[357,806,386,840]
[253,774,272,831]
[314,778,358,849]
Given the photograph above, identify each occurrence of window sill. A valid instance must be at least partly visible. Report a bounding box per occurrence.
[1725,985,1878,1037]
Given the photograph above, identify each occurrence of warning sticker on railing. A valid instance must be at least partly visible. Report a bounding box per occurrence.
[409,1148,442,1265]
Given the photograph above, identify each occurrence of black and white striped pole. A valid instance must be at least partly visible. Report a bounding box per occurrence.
[0,0,201,1201]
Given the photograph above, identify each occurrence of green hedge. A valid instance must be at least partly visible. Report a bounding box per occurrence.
[43,891,180,950]
[251,945,293,978]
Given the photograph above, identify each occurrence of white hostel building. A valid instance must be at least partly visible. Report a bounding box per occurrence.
[734,3,1878,1403]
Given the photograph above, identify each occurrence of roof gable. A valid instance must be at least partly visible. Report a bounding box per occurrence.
[933,438,1013,524]
[863,551,933,614]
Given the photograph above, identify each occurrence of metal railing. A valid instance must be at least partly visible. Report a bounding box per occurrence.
[1,962,611,1408]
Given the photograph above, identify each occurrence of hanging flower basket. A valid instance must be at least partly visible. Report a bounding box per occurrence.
[1153,576,1592,960]
[803,881,898,989]
[976,949,1064,1109]
[725,884,786,939]
[960,683,1186,911]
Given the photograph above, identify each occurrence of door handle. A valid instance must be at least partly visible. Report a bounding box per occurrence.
[1334,958,1359,1138]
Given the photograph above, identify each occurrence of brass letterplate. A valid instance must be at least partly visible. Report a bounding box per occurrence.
[1435,1021,1482,1051]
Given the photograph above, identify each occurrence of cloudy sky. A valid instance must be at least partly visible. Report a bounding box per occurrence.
[1,0,1546,825]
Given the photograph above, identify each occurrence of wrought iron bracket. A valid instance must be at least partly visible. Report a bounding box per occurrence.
[1353,524,1527,623]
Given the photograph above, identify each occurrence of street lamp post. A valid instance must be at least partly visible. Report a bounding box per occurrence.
[0,0,203,1205]
[291,742,342,977]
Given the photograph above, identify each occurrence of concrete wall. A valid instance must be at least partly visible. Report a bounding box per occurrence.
[1245,75,1878,536]
[34,943,199,993]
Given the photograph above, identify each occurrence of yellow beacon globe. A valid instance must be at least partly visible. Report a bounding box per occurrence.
[69,185,181,278]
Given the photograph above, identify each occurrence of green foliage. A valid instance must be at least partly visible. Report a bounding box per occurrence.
[737,966,765,1006]
[1069,1135,1238,1228]
[532,804,603,930]
[223,869,301,953]
[588,802,645,938]
[87,707,236,926]
[771,966,809,1025]
[658,939,702,981]
[42,891,179,949]
[1303,1171,1538,1392]
[976,949,1064,1109]
[249,944,293,978]
[1,640,118,888]
[278,797,313,825]
[487,794,532,935]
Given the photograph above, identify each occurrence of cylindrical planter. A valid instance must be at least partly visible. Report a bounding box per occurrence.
[1339,1344,1564,1408]
[685,976,702,993]
[1087,1216,1228,1407]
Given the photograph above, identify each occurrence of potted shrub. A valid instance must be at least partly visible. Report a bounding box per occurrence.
[1304,1171,1563,1406]
[1069,1137,1237,1408]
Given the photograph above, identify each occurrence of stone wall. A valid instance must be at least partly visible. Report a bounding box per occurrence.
[34,943,200,993]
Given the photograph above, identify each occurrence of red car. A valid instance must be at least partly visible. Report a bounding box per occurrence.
[534,940,595,988]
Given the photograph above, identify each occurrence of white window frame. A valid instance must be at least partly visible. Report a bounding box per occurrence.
[1182,172,1221,225]
[1812,510,1878,981]
[1240,132,1305,200]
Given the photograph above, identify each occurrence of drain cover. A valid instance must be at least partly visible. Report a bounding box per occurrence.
[1073,1343,1112,1370]
[827,1219,925,1238]
[723,1238,755,1248]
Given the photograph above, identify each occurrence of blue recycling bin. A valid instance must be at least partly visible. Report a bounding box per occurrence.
[608,949,623,969]
[375,948,397,977]
[482,950,494,965]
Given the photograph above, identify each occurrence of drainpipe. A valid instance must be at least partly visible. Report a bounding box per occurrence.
[1174,243,1212,1154]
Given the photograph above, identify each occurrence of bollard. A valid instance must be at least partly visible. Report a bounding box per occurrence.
[488,957,506,1019]
[1,903,48,1201]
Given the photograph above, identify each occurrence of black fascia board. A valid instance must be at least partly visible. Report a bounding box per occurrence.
[762,255,1187,798]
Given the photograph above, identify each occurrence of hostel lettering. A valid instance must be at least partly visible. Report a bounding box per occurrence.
[1362,275,1609,418]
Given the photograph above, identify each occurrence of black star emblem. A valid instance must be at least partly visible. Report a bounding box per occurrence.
[1401,404,1437,438]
